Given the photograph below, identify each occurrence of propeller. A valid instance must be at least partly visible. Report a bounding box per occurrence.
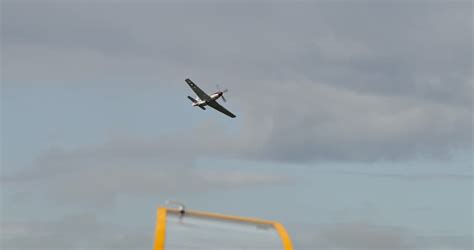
[217,84,228,102]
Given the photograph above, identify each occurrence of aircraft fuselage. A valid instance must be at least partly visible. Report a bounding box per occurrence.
[192,92,223,107]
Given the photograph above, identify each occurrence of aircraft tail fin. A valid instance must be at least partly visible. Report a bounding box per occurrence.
[188,96,206,110]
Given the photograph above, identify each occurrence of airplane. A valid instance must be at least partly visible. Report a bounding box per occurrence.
[185,78,236,118]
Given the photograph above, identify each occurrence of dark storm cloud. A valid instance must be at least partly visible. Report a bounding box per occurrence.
[2,1,472,161]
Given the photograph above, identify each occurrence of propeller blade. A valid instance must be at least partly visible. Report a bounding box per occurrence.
[222,95,227,102]
[222,88,228,93]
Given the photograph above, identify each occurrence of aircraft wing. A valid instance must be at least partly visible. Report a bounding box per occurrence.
[185,79,210,100]
[207,100,236,118]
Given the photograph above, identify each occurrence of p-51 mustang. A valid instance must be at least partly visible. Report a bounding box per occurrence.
[185,78,236,118]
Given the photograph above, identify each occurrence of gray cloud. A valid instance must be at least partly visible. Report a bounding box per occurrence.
[291,222,473,250]
[3,2,472,100]
[1,214,151,250]
[2,3,472,249]
[297,222,411,250]
[2,130,288,208]
[236,80,472,162]
[318,170,473,182]
[3,1,472,162]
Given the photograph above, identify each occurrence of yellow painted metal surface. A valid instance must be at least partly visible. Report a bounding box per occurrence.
[153,208,167,250]
[273,222,294,250]
[167,208,275,225]
[153,207,293,250]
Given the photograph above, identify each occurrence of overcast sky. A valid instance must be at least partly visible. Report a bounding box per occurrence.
[1,1,473,249]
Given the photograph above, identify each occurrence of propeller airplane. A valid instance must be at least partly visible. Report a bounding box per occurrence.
[185,78,236,118]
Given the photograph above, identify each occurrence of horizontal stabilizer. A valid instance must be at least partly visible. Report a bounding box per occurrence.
[187,96,197,103]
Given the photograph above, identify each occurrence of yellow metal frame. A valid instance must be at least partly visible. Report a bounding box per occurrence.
[153,207,293,250]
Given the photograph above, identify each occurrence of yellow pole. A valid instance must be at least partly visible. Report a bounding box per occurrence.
[153,208,167,250]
